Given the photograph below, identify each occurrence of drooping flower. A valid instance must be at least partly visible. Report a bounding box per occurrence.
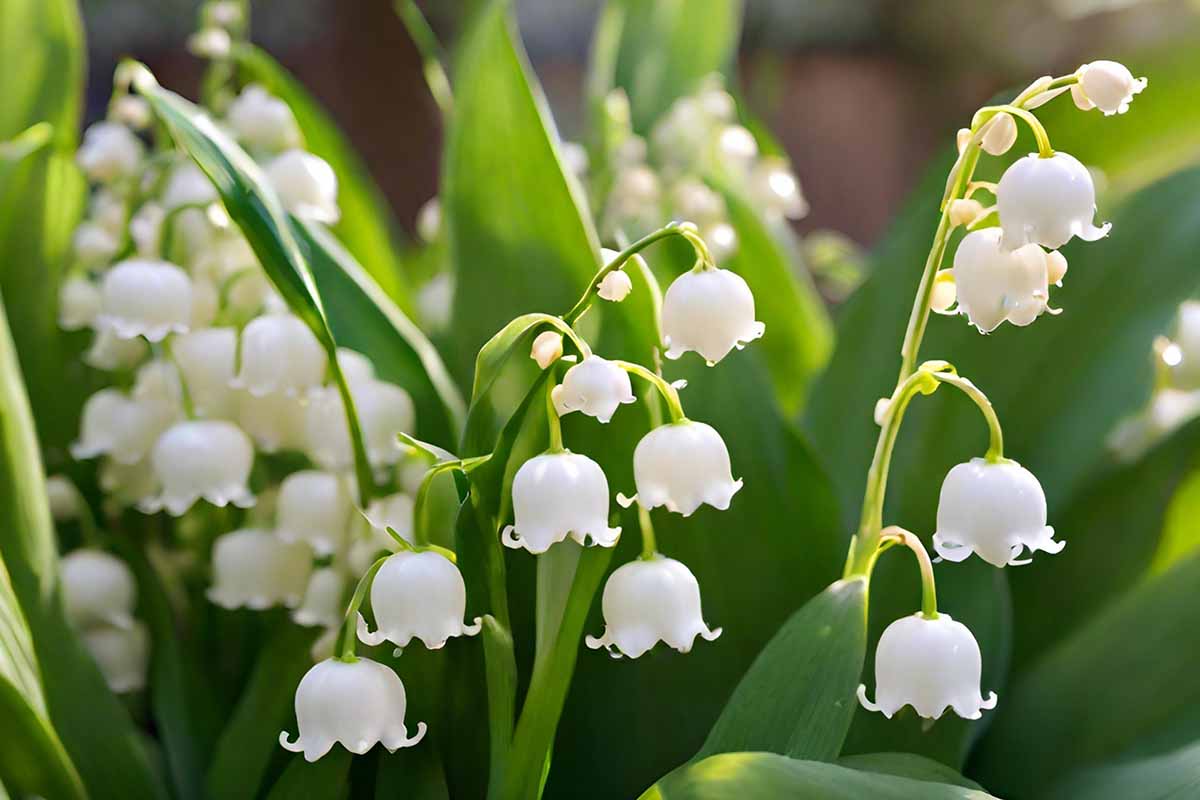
[81,622,150,694]
[995,152,1110,250]
[857,613,997,720]
[1071,60,1147,116]
[226,84,303,152]
[623,421,741,516]
[358,550,481,649]
[551,355,635,423]
[502,452,621,553]
[597,270,634,302]
[84,329,149,371]
[207,528,312,610]
[275,470,353,557]
[141,420,256,516]
[170,327,238,418]
[60,549,137,630]
[70,388,177,465]
[530,330,564,368]
[952,228,1053,333]
[77,122,144,183]
[661,268,764,365]
[236,390,308,453]
[280,657,426,762]
[265,149,340,224]
[293,567,347,629]
[96,259,193,342]
[585,555,720,658]
[933,457,1064,567]
[304,380,414,470]
[58,276,102,331]
[232,313,326,397]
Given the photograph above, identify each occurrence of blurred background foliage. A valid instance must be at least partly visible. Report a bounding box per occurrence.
[1,0,1199,798]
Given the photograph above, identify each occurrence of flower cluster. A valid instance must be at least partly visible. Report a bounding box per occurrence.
[857,62,1144,722]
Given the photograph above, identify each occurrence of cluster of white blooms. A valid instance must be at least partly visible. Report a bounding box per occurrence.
[58,79,433,693]
[859,62,1145,723]
[586,76,807,261]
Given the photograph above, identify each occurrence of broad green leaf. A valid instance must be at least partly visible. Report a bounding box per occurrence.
[971,552,1200,797]
[442,0,600,382]
[1149,463,1200,574]
[264,750,351,800]
[718,183,832,414]
[207,623,318,800]
[293,218,464,446]
[232,43,413,307]
[0,0,84,148]
[605,0,744,132]
[131,65,381,504]
[837,753,983,790]
[375,746,451,800]
[700,576,866,760]
[642,752,995,799]
[1047,740,1200,800]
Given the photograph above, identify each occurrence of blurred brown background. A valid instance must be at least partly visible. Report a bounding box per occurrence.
[79,0,1200,247]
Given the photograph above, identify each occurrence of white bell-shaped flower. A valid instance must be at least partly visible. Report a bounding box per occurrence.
[60,549,137,630]
[857,612,997,720]
[358,550,481,649]
[276,471,353,557]
[292,568,347,629]
[141,420,255,516]
[232,313,326,397]
[171,327,237,417]
[83,328,148,371]
[952,228,1052,333]
[995,152,1110,250]
[625,421,741,516]
[933,457,1064,567]
[336,348,376,386]
[661,268,764,365]
[304,380,414,470]
[236,390,308,453]
[1073,60,1147,115]
[265,149,340,224]
[71,388,176,465]
[59,276,102,331]
[207,528,312,609]
[502,452,621,553]
[227,84,303,151]
[82,622,149,694]
[72,222,120,265]
[585,555,720,658]
[97,259,193,342]
[76,122,144,183]
[161,161,218,211]
[551,355,635,423]
[530,330,564,369]
[280,657,425,762]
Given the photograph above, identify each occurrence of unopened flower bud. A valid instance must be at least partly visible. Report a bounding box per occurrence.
[280,657,425,762]
[59,276,102,331]
[82,622,149,693]
[1045,250,1068,287]
[227,84,303,152]
[141,420,255,516]
[358,550,481,649]
[996,152,1110,250]
[597,270,633,303]
[77,122,144,183]
[623,421,741,516]
[502,452,620,553]
[60,549,137,630]
[551,355,635,423]
[956,127,971,155]
[276,470,352,557]
[97,259,193,342]
[187,27,232,59]
[530,330,564,368]
[980,112,1018,156]
[585,555,720,658]
[948,198,985,228]
[930,271,957,314]
[662,268,764,365]
[207,528,312,609]
[233,313,326,397]
[265,150,340,224]
[858,613,996,720]
[415,198,440,243]
[952,228,1050,333]
[1074,60,1147,116]
[933,458,1064,567]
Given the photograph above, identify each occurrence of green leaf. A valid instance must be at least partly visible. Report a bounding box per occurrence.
[375,746,451,800]
[232,43,414,307]
[1149,461,1200,575]
[0,0,84,148]
[131,65,382,504]
[971,552,1200,797]
[642,752,996,800]
[292,218,464,446]
[605,0,744,132]
[1047,740,1200,800]
[442,0,600,382]
[699,576,866,760]
[207,623,318,800]
[717,183,832,414]
[837,753,983,790]
[264,750,351,800]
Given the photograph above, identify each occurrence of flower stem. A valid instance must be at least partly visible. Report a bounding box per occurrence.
[879,526,939,619]
[545,378,565,452]
[637,505,658,560]
[158,338,197,420]
[931,372,1004,461]
[412,460,466,548]
[612,359,686,422]
[334,554,388,661]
